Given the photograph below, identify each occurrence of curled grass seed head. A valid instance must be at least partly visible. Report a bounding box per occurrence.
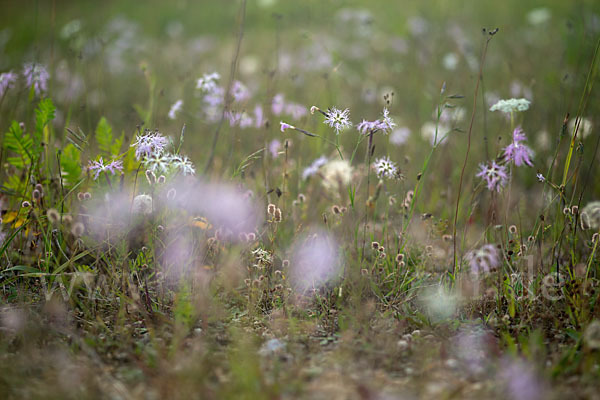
[571,205,579,215]
[145,170,156,185]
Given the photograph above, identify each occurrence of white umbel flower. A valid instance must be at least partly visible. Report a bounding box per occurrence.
[489,98,531,113]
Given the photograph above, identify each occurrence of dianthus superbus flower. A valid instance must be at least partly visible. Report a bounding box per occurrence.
[23,63,49,96]
[373,156,398,179]
[503,127,534,167]
[131,130,169,160]
[356,108,396,135]
[476,161,508,192]
[87,157,123,180]
[323,107,352,135]
[0,71,18,97]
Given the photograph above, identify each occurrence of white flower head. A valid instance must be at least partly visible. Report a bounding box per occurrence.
[324,107,352,135]
[321,159,353,192]
[196,72,220,93]
[489,98,531,113]
[373,156,398,179]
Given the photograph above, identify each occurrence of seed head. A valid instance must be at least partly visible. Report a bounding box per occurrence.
[157,175,166,184]
[32,189,41,201]
[145,170,157,185]
[332,205,341,215]
[571,205,579,215]
[71,222,85,237]
[273,208,282,222]
[22,201,31,208]
[371,241,380,250]
[282,259,290,268]
[267,203,276,215]
[47,208,60,225]
[395,253,405,263]
[509,225,518,234]
[83,192,92,200]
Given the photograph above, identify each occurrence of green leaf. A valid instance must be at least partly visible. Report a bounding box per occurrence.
[110,131,124,157]
[3,121,33,168]
[95,117,114,156]
[60,144,82,186]
[34,98,56,146]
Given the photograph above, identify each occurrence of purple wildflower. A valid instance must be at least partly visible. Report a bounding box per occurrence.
[302,156,328,180]
[0,71,18,97]
[272,94,285,115]
[356,108,395,135]
[168,99,183,120]
[131,131,169,160]
[285,103,308,120]
[230,80,250,102]
[280,121,292,132]
[467,244,500,274]
[254,105,265,128]
[203,85,224,107]
[23,63,50,96]
[269,139,282,158]
[503,127,534,167]
[88,157,123,180]
[536,173,545,182]
[324,107,352,135]
[476,161,509,192]
[498,358,544,400]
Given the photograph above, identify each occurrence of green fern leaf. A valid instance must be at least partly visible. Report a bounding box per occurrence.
[95,117,114,156]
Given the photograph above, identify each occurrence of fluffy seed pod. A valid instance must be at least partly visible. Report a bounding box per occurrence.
[267,203,276,215]
[332,205,341,215]
[282,259,290,268]
[83,192,92,200]
[22,201,31,208]
[297,193,306,203]
[371,241,380,250]
[77,192,85,201]
[509,225,517,234]
[247,232,256,242]
[47,208,60,225]
[273,208,282,222]
[395,253,404,263]
[71,222,85,237]
[157,175,166,184]
[32,189,41,201]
